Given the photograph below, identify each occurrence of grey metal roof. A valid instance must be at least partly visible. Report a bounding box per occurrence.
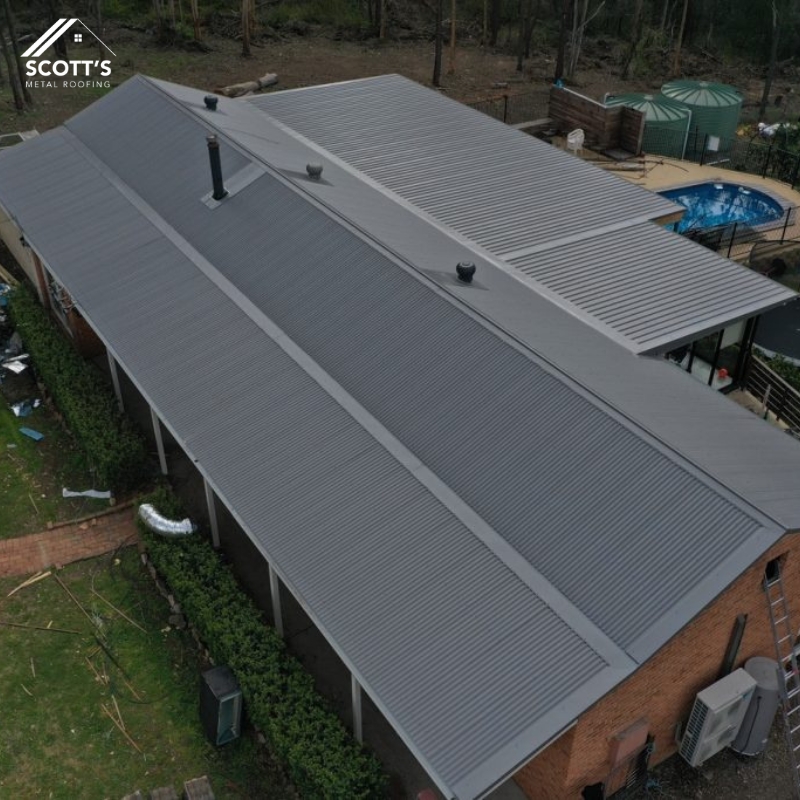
[250,74,795,354]
[507,222,795,353]
[249,74,679,258]
[1,74,799,798]
[0,122,625,800]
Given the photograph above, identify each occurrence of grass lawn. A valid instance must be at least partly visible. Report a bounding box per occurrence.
[0,549,293,799]
[0,389,112,538]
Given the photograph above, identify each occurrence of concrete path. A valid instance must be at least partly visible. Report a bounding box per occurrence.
[0,505,139,578]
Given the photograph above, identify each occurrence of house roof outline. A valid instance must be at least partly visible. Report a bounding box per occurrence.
[0,74,799,798]
[21,17,116,58]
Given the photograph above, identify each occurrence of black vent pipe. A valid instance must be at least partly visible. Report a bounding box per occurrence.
[206,135,228,201]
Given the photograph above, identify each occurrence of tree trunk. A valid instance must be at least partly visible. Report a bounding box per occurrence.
[96,0,104,59]
[554,0,570,82]
[489,0,501,46]
[433,0,443,86]
[48,0,68,57]
[379,0,386,39]
[759,1,779,119]
[621,0,644,79]
[671,0,689,76]
[525,0,540,58]
[448,0,456,74]
[1,0,30,103]
[659,0,669,33]
[482,0,488,44]
[0,12,23,110]
[241,0,251,57]
[190,0,200,40]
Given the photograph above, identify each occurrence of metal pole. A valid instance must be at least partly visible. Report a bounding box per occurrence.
[781,207,791,244]
[107,351,124,413]
[686,341,696,374]
[351,674,363,743]
[727,222,738,259]
[203,478,220,549]
[269,565,284,637]
[763,141,773,178]
[707,329,724,387]
[150,407,168,475]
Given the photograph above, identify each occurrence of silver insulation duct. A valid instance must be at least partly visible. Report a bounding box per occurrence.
[138,503,197,536]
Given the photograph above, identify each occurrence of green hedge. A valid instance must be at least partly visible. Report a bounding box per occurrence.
[9,286,149,491]
[763,353,800,393]
[140,488,386,799]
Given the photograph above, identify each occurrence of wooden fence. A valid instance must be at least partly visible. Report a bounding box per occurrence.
[548,86,644,153]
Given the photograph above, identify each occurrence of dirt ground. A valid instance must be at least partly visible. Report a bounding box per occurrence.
[633,716,794,799]
[3,21,800,800]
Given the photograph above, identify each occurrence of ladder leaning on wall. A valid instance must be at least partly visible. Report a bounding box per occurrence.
[764,562,800,799]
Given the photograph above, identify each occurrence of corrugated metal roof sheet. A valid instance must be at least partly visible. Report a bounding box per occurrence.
[0,124,624,799]
[0,75,798,798]
[507,222,794,352]
[63,77,778,650]
[249,74,679,258]
[250,74,794,354]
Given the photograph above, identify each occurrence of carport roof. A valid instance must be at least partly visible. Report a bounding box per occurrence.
[250,74,795,354]
[0,75,798,799]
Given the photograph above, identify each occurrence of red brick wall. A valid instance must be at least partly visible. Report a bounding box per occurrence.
[514,533,800,799]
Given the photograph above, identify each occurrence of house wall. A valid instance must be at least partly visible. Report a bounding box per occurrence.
[0,208,35,286]
[514,533,800,799]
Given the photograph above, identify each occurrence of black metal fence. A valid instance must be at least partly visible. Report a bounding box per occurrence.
[642,125,800,190]
[465,91,549,126]
[744,356,800,431]
[674,205,797,262]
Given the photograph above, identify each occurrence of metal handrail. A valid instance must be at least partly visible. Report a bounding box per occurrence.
[744,356,800,430]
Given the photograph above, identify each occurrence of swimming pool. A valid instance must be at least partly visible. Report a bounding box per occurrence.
[658,182,785,233]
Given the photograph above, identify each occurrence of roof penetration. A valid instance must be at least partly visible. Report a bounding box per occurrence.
[0,74,797,799]
[251,74,794,354]
[250,74,679,256]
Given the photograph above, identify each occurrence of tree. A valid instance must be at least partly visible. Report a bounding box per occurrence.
[0,11,23,110]
[672,0,689,76]
[448,0,456,74]
[47,0,68,58]
[1,0,31,104]
[433,0,443,86]
[241,0,253,57]
[621,0,644,79]
[554,0,570,82]
[190,0,201,41]
[567,0,603,79]
[759,1,780,119]
[489,0,501,46]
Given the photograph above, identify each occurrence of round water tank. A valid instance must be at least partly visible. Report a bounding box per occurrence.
[605,93,692,159]
[730,657,781,756]
[660,80,742,159]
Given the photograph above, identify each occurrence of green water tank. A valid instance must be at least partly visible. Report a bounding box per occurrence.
[604,93,692,158]
[660,80,742,158]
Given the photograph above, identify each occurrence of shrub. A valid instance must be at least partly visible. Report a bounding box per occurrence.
[139,487,386,799]
[762,352,800,392]
[9,286,149,491]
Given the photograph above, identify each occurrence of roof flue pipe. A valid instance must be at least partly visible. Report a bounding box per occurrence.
[206,134,228,201]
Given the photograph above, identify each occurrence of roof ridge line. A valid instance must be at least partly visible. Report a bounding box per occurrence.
[57,122,634,674]
[221,90,786,534]
[141,75,786,533]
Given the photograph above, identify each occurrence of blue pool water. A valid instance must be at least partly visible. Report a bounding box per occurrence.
[658,182,784,233]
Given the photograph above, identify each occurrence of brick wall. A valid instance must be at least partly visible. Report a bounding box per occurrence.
[514,533,800,799]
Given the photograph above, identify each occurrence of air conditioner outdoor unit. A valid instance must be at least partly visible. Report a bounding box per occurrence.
[679,668,757,768]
